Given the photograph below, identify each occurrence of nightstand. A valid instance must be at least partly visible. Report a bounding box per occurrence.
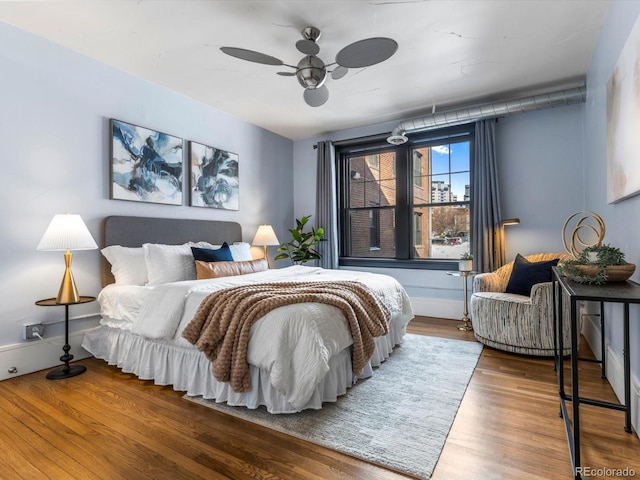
[35,295,96,380]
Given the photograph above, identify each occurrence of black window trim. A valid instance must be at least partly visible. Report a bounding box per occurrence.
[336,124,475,271]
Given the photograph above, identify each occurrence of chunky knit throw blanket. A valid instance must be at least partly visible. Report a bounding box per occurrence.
[181,281,391,393]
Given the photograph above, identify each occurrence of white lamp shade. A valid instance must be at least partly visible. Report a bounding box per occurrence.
[252,225,280,246]
[37,213,98,251]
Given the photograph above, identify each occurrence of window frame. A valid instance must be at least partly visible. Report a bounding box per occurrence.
[336,124,474,270]
[369,204,381,249]
[413,150,423,187]
[414,211,423,247]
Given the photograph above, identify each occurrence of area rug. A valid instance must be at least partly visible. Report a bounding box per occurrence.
[184,334,483,479]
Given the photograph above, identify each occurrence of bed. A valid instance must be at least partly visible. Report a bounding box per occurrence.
[82,216,414,413]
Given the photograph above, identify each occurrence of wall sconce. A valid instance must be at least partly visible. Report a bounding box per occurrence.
[495,218,520,268]
[350,170,361,180]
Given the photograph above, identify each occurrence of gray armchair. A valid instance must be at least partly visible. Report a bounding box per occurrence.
[470,253,572,356]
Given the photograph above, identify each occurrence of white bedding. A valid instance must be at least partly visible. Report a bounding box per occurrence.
[84,265,414,412]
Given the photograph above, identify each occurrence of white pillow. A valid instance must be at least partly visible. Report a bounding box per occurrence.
[230,242,253,261]
[101,246,148,286]
[143,242,212,285]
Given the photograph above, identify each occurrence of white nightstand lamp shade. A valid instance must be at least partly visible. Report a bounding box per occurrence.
[37,213,98,304]
[252,225,280,261]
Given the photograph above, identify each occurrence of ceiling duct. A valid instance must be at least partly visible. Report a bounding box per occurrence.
[386,86,586,145]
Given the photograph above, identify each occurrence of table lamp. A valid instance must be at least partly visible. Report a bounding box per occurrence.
[252,225,280,264]
[37,213,98,304]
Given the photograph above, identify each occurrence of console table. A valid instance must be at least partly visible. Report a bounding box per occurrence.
[552,267,639,480]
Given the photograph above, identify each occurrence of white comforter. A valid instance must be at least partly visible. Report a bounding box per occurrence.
[98,266,413,410]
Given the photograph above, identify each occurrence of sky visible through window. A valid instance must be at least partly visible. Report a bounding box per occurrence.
[432,141,470,200]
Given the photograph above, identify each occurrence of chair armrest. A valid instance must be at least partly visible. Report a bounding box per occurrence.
[473,272,504,293]
[530,281,553,305]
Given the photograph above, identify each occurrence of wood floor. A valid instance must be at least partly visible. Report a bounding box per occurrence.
[0,317,638,479]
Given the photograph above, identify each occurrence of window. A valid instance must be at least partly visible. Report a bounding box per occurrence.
[414,212,423,246]
[367,153,380,169]
[337,124,473,269]
[413,150,423,187]
[369,208,380,249]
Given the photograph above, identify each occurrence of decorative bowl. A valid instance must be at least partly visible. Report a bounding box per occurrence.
[574,263,636,282]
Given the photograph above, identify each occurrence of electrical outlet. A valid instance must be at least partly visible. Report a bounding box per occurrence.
[24,323,44,340]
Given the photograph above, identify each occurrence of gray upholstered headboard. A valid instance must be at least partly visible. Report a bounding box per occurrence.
[101,215,242,286]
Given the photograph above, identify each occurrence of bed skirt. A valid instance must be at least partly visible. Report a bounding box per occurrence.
[82,319,406,414]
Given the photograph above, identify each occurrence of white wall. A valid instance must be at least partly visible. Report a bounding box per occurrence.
[496,103,585,260]
[0,22,293,371]
[292,103,585,318]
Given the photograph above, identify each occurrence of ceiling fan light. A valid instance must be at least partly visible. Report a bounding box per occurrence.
[221,26,397,109]
[296,55,327,89]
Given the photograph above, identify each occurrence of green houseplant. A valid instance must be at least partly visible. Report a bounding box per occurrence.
[274,215,325,265]
[558,244,635,284]
[459,252,473,272]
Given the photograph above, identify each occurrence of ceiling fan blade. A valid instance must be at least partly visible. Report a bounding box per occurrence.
[296,39,320,55]
[220,47,284,66]
[304,85,329,107]
[335,37,398,68]
[277,71,296,76]
[331,65,348,80]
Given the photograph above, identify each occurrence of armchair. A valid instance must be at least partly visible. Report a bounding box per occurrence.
[470,253,572,356]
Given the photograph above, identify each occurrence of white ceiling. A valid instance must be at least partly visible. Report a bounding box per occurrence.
[0,0,610,140]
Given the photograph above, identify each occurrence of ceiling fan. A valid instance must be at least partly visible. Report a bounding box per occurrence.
[220,26,398,107]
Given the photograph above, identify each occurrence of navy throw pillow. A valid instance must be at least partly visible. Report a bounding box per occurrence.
[191,242,233,262]
[504,254,559,296]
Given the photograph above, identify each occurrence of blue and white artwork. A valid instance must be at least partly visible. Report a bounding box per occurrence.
[189,141,239,210]
[110,119,183,205]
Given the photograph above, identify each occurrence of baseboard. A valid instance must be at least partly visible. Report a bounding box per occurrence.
[605,345,640,439]
[580,307,602,360]
[410,297,462,320]
[581,312,640,439]
[0,327,95,381]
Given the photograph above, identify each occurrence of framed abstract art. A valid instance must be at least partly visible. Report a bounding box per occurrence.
[606,16,640,204]
[110,119,183,205]
[189,141,239,210]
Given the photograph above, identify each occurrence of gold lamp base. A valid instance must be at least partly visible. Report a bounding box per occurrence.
[56,250,80,304]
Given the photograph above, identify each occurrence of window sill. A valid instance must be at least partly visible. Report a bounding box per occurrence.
[339,258,456,270]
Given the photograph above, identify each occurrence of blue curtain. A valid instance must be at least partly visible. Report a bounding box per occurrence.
[315,140,339,269]
[471,119,502,273]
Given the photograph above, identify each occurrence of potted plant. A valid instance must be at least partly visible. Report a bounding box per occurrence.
[459,252,473,272]
[274,215,325,265]
[558,244,635,284]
